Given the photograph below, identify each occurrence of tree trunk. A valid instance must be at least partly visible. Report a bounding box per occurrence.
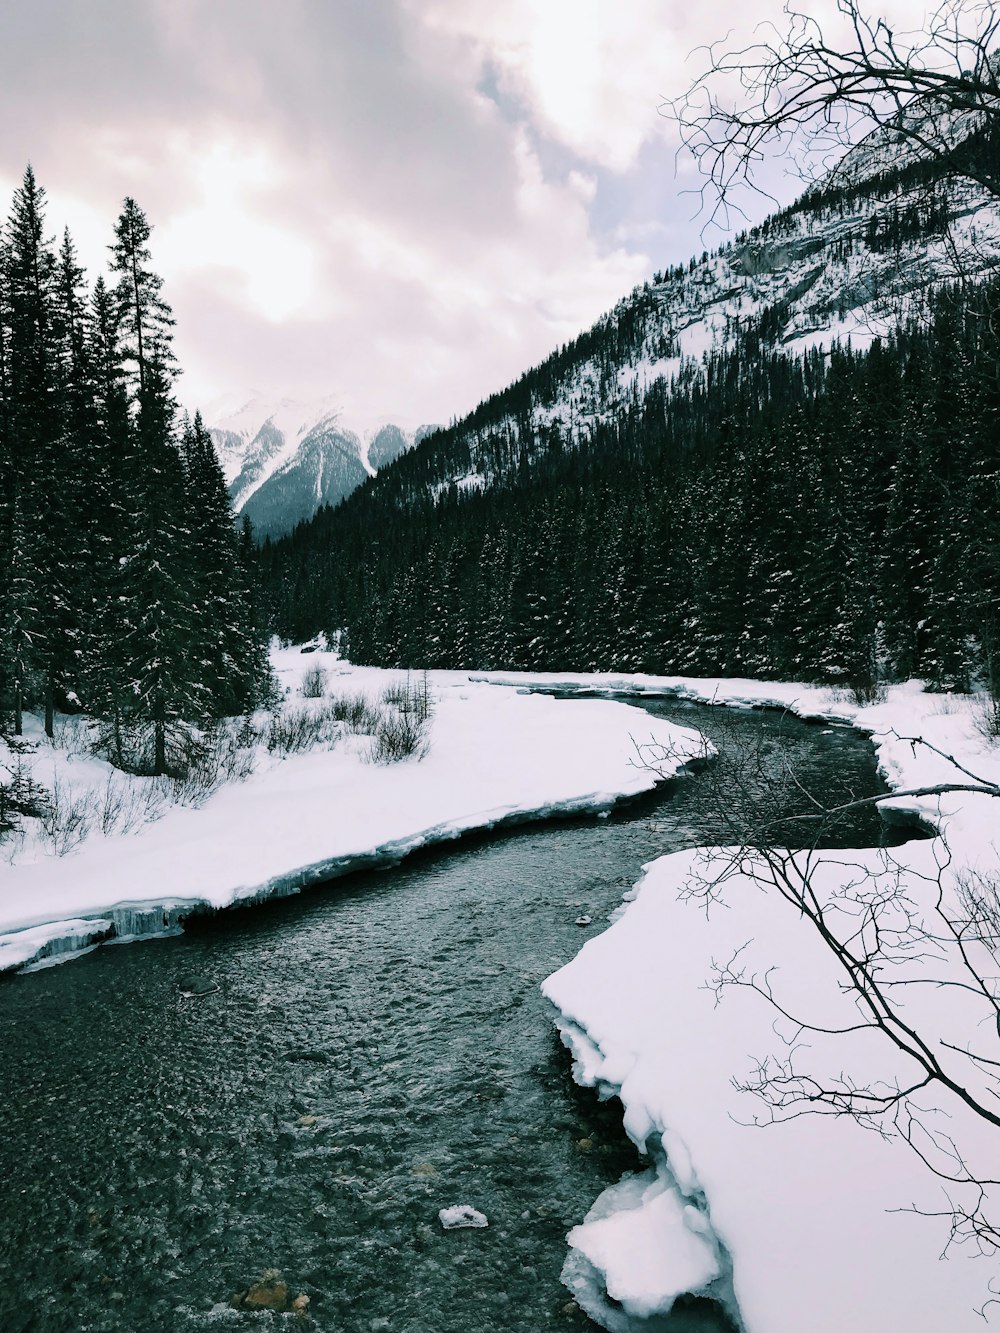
[153,699,166,776]
[113,707,123,770]
[44,661,54,739]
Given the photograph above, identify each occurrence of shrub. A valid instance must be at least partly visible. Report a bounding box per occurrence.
[37,776,93,856]
[380,672,434,724]
[50,716,93,758]
[263,704,339,756]
[830,680,889,708]
[369,706,429,764]
[300,665,329,698]
[972,691,1000,743]
[329,692,381,735]
[95,774,169,835]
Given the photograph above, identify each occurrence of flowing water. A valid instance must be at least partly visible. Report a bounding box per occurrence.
[0,700,914,1333]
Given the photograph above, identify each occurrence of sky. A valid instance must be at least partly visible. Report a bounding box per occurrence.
[0,0,909,430]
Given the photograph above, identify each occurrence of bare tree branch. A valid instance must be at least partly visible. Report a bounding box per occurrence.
[637,705,1000,1258]
[667,1,1000,232]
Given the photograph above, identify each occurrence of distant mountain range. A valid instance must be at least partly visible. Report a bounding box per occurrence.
[205,394,439,538]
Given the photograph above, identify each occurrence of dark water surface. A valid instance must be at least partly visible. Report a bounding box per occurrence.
[0,700,906,1333]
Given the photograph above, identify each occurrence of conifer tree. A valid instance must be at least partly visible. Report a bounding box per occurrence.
[0,233,12,719]
[3,166,62,734]
[45,229,101,716]
[181,411,269,715]
[108,198,198,772]
[110,197,175,394]
[0,171,269,765]
[120,354,203,773]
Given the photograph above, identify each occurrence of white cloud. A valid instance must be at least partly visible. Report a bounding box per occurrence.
[1,0,926,424]
[406,0,855,174]
[411,0,678,172]
[154,137,326,324]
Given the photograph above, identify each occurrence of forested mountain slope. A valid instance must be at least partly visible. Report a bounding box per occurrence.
[261,117,1000,692]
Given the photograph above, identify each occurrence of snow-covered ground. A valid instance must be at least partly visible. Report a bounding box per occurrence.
[471,671,1000,1332]
[4,657,998,1331]
[0,649,706,973]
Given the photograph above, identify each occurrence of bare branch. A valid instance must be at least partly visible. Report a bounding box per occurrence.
[668,0,1000,229]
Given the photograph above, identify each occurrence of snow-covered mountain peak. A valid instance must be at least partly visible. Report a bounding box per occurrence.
[205,392,440,538]
[207,394,346,484]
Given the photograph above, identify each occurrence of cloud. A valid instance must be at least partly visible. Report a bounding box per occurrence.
[0,0,876,425]
[409,0,677,173]
[168,116,648,421]
[407,0,832,174]
[153,137,326,324]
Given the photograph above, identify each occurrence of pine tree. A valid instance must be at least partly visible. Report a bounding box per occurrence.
[110,197,175,395]
[5,496,42,736]
[0,173,270,764]
[181,411,269,715]
[3,166,63,734]
[0,232,12,719]
[46,229,100,716]
[119,355,203,773]
[109,198,196,773]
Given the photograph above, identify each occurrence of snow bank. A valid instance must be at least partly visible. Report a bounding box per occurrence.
[0,650,706,973]
[535,678,1000,1332]
[468,667,864,719]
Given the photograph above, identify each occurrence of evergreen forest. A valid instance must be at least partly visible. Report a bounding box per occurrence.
[260,280,1000,696]
[0,167,269,774]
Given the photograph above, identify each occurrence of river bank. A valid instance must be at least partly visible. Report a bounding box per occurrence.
[509,675,1000,1332]
[0,649,706,973]
[3,653,997,1330]
[0,695,892,1333]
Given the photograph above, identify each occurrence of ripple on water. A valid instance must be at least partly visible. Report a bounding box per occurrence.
[0,700,900,1332]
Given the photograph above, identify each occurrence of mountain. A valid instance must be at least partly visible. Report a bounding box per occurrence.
[206,394,438,538]
[261,114,1000,690]
[396,121,1000,500]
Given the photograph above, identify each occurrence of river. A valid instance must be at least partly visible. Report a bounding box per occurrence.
[0,698,912,1332]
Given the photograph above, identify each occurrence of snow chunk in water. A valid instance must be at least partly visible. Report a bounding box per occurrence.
[566,1169,721,1322]
[438,1204,488,1230]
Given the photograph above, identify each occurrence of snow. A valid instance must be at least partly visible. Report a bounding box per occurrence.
[564,1169,724,1326]
[481,671,1000,1333]
[6,656,998,1329]
[468,668,869,719]
[433,163,1000,505]
[0,649,706,973]
[0,917,113,972]
[205,393,430,499]
[208,392,344,450]
[431,471,486,501]
[438,1205,488,1230]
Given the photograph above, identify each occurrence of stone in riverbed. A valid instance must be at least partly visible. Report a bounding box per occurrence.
[233,1270,290,1311]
